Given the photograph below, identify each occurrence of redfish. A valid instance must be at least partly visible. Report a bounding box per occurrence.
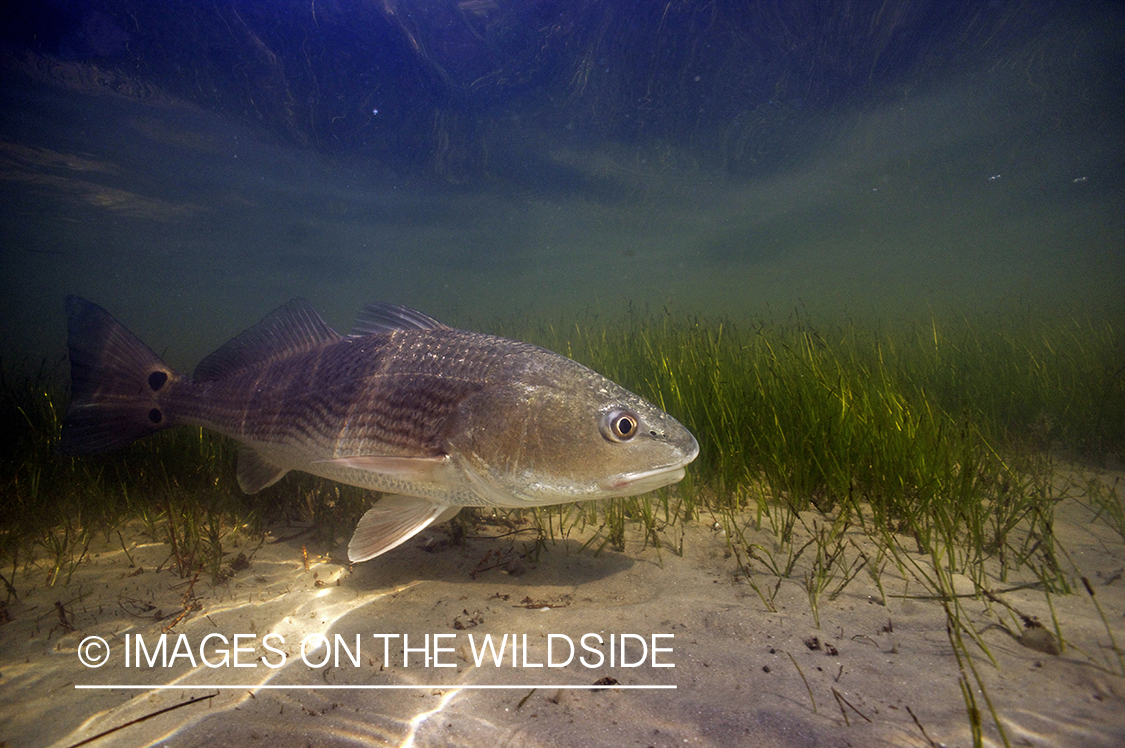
[60,297,699,562]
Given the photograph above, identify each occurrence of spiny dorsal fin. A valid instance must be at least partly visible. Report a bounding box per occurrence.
[350,302,448,336]
[194,298,341,381]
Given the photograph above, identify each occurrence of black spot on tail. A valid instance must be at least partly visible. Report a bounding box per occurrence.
[148,370,168,391]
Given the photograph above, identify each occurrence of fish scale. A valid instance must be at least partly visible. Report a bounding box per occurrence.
[192,331,523,456]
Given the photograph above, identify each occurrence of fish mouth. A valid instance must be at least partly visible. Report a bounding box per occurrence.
[599,463,689,496]
[600,435,700,496]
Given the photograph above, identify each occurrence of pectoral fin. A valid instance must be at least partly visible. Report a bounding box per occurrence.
[348,495,456,562]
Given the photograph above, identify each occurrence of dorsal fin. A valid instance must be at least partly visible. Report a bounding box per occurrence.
[350,302,448,336]
[194,298,341,381]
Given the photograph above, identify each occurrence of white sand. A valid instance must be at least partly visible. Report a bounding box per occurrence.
[2,467,1123,748]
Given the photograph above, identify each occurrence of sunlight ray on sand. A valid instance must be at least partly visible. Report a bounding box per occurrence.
[53,568,421,748]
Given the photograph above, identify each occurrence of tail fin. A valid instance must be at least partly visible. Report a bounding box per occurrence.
[58,297,180,455]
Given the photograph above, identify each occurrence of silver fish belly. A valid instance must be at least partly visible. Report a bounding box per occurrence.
[60,297,699,562]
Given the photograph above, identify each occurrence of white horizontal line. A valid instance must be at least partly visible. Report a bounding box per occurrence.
[75,684,675,690]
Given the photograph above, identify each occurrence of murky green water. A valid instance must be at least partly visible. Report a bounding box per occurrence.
[2,2,1122,372]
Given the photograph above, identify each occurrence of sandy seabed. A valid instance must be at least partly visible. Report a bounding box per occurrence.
[2,467,1123,748]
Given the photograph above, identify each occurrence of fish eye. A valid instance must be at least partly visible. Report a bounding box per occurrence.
[601,409,639,442]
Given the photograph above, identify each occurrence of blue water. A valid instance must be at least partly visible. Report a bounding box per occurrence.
[1,0,1122,370]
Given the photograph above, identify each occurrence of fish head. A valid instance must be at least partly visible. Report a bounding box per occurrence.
[443,357,699,506]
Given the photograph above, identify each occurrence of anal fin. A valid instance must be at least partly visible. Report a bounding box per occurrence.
[237,447,289,494]
[348,495,455,562]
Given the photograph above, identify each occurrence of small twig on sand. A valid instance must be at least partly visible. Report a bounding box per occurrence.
[65,692,217,748]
